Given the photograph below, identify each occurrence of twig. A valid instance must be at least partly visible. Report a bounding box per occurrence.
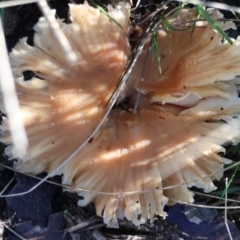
[174,0,240,14]
[65,218,102,233]
[0,177,15,196]
[131,0,141,11]
[2,223,26,240]
[77,223,106,232]
[177,229,207,239]
[133,39,151,115]
[168,199,240,210]
[194,191,240,204]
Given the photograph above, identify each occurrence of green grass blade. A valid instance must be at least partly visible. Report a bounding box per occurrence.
[196,5,233,45]
[219,164,240,200]
[151,32,162,75]
[169,2,185,19]
[190,9,200,38]
[150,16,174,74]
[162,18,172,53]
[88,0,122,29]
[213,186,240,196]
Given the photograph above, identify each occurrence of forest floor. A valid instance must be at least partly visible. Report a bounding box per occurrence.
[2,0,240,239]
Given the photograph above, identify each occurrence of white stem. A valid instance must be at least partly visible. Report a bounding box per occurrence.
[37,0,78,66]
[0,18,28,158]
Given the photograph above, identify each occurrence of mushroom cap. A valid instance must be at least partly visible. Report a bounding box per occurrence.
[1,2,130,172]
[4,81,239,228]
[129,8,240,106]
[60,91,240,227]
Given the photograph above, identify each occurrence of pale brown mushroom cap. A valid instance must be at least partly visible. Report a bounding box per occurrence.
[60,89,240,226]
[0,2,130,173]
[129,8,240,106]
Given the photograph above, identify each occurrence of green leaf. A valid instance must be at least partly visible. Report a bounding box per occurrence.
[88,0,122,29]
[196,5,233,45]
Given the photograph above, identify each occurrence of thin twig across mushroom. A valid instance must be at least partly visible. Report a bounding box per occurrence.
[1,2,240,228]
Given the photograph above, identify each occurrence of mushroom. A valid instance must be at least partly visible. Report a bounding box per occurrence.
[129,8,240,107]
[61,88,240,227]
[1,3,240,229]
[1,2,130,173]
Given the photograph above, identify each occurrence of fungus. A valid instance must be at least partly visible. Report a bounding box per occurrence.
[129,8,240,107]
[1,3,240,229]
[61,90,240,227]
[1,2,130,173]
